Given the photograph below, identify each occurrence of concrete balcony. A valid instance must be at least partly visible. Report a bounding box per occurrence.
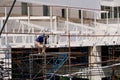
[101,0,115,6]
[101,0,120,7]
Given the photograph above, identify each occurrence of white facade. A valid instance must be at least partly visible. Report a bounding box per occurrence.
[1,0,120,19]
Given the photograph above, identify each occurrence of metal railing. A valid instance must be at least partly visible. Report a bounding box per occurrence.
[0,15,120,47]
[0,16,57,48]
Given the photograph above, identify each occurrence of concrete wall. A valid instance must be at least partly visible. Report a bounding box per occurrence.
[52,7,63,17]
[30,4,43,16]
[69,8,79,18]
[0,0,22,16]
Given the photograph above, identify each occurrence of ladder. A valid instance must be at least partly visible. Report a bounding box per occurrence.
[46,53,68,80]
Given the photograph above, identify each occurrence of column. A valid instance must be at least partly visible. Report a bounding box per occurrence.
[89,46,102,80]
[112,7,114,19]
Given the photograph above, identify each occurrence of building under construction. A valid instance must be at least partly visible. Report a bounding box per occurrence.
[0,0,120,80]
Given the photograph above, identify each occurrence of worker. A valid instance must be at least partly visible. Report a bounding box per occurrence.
[35,34,49,54]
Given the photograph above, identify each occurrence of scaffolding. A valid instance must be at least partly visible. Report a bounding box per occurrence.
[11,45,89,80]
[0,48,11,80]
[11,39,120,80]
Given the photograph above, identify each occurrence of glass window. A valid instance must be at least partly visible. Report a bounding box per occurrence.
[79,10,81,19]
[21,2,28,15]
[43,5,48,16]
[101,6,111,18]
[62,9,66,18]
